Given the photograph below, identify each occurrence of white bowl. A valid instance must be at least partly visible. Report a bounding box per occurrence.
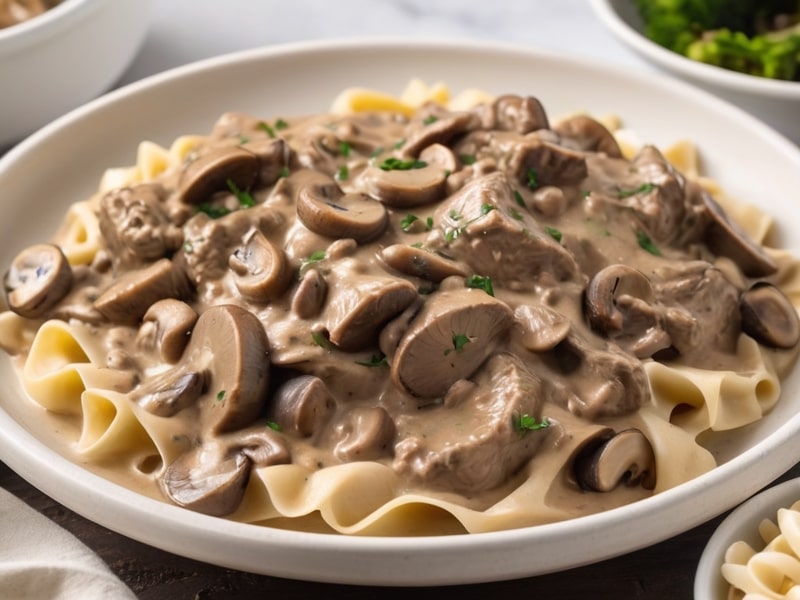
[590,0,800,144]
[695,478,800,599]
[2,38,800,586]
[0,0,152,148]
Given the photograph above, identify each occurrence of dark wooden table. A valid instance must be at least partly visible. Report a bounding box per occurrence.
[6,460,797,599]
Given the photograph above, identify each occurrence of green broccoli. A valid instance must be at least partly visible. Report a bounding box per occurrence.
[633,0,800,81]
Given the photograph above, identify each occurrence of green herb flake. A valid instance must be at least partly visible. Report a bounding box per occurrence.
[238,135,250,145]
[448,210,462,221]
[451,333,471,353]
[514,414,550,434]
[618,183,655,198]
[636,229,661,256]
[480,203,495,216]
[425,216,434,230]
[509,207,524,221]
[197,203,231,219]
[378,157,428,171]
[216,390,226,401]
[465,274,495,297]
[545,226,563,243]
[274,118,289,130]
[460,154,477,165]
[513,190,526,207]
[423,115,439,125]
[279,166,290,178]
[355,353,389,367]
[411,242,424,249]
[526,168,539,190]
[266,420,282,431]
[336,164,349,181]
[339,141,351,157]
[311,330,335,351]
[393,138,406,150]
[226,178,255,207]
[400,214,419,232]
[299,250,326,278]
[257,121,276,138]
[183,241,194,254]
[443,169,451,178]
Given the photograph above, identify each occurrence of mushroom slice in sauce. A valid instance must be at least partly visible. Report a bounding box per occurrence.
[359,161,448,209]
[509,138,588,187]
[573,429,656,493]
[229,229,292,303]
[333,406,396,462]
[93,258,193,325]
[177,146,259,206]
[136,299,198,363]
[295,171,388,243]
[514,304,571,352]
[553,115,623,158]
[380,244,466,282]
[703,193,778,277]
[4,243,73,318]
[482,94,550,134]
[740,282,800,349]
[400,112,480,158]
[291,268,328,319]
[271,375,336,437]
[390,288,514,398]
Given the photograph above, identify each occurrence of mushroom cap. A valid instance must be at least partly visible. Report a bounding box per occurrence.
[740,282,800,349]
[229,229,292,303]
[333,406,396,462]
[161,446,250,516]
[186,304,271,434]
[553,115,623,158]
[380,244,466,282]
[4,243,73,318]
[488,95,550,134]
[584,264,657,335]
[94,258,193,325]
[359,162,448,208]
[296,173,388,243]
[573,428,656,492]
[291,268,328,319]
[513,303,571,352]
[177,146,259,206]
[391,288,514,398]
[272,375,336,437]
[138,299,198,363]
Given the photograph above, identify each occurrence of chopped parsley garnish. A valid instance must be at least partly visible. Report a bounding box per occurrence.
[423,115,439,125]
[279,166,290,178]
[526,168,539,190]
[336,164,349,181]
[411,242,424,248]
[378,157,428,171]
[448,210,462,221]
[400,214,433,232]
[426,216,434,229]
[480,203,495,215]
[465,274,495,297]
[238,135,250,145]
[216,390,225,401]
[545,226,563,242]
[636,230,661,255]
[444,333,472,355]
[339,141,351,157]
[274,118,289,130]
[266,420,282,431]
[311,330,335,351]
[460,154,477,165]
[514,414,550,434]
[618,183,655,198]
[183,241,194,254]
[299,250,326,277]
[509,207,524,221]
[513,190,526,207]
[197,203,231,219]
[393,138,406,149]
[226,179,255,207]
[257,121,276,138]
[355,353,389,367]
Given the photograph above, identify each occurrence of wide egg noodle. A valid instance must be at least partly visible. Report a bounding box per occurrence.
[51,200,102,266]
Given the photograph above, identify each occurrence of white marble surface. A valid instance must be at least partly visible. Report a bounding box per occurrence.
[118,0,653,87]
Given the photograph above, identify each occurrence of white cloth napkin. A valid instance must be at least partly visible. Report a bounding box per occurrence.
[0,487,137,600]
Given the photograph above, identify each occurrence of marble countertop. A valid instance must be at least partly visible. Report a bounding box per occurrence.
[119,0,652,87]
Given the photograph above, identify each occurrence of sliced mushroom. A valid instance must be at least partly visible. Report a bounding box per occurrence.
[229,229,292,303]
[514,304,571,352]
[510,139,588,187]
[291,268,328,319]
[4,243,73,318]
[333,406,396,462]
[296,173,388,243]
[136,299,198,363]
[740,282,800,349]
[703,194,778,277]
[585,264,657,334]
[177,146,259,206]
[271,375,336,437]
[573,429,656,492]
[391,288,514,398]
[553,115,622,158]
[137,370,207,417]
[359,162,448,209]
[380,244,466,282]
[94,258,193,325]
[400,112,480,158]
[226,428,291,467]
[419,143,458,174]
[242,137,292,187]
[485,95,549,134]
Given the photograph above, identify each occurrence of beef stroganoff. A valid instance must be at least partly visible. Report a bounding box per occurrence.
[1,82,798,535]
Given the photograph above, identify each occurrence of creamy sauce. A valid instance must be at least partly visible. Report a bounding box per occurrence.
[3,95,798,530]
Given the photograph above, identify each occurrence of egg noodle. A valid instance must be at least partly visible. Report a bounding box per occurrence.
[1,80,798,535]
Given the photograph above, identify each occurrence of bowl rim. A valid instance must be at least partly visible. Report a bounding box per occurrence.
[0,0,104,51]
[2,36,800,585]
[694,477,800,599]
[589,0,800,100]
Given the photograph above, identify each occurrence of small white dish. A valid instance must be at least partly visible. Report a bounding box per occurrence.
[0,0,152,148]
[695,478,800,599]
[590,0,800,143]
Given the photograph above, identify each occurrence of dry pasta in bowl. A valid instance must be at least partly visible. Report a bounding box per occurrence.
[1,80,799,536]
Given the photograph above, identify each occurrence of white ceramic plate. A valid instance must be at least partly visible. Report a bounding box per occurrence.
[2,39,800,586]
[695,478,800,599]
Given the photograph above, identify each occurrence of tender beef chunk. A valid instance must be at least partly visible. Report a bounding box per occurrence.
[98,183,183,269]
[393,353,549,493]
[431,171,579,286]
